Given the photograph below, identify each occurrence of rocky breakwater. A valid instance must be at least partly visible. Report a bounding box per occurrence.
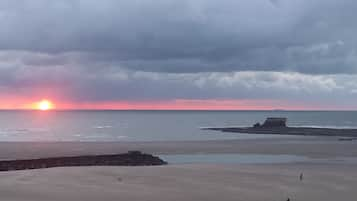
[0,151,167,171]
[202,117,357,137]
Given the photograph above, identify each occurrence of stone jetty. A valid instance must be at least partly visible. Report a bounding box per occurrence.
[0,151,167,171]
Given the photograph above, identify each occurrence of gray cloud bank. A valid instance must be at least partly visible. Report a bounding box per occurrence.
[0,0,357,108]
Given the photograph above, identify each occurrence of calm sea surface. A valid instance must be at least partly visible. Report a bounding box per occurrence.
[0,110,357,142]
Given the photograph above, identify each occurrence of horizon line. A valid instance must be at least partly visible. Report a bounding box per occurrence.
[0,109,357,112]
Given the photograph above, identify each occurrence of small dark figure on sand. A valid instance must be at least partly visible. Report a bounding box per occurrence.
[300,173,303,181]
[287,198,290,201]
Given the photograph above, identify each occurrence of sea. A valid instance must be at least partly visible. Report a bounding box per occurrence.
[0,110,356,142]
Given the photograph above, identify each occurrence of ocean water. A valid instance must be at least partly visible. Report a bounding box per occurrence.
[159,154,310,164]
[159,154,357,164]
[0,110,357,142]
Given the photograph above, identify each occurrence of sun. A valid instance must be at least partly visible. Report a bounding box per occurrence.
[36,100,55,111]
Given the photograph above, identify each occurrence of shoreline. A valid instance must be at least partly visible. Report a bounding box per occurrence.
[0,137,356,160]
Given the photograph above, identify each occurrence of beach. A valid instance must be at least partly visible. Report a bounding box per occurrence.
[0,137,356,200]
[0,163,356,201]
[1,0,357,199]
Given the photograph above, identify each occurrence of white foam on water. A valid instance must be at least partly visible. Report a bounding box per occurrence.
[93,125,113,129]
[296,125,357,129]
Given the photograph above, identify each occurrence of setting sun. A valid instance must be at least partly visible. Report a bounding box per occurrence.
[36,100,55,111]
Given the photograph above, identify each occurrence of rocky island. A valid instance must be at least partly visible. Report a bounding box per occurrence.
[202,117,357,137]
[0,151,167,171]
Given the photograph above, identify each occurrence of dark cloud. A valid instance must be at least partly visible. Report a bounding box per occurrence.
[0,0,357,108]
[0,0,356,74]
[1,52,357,105]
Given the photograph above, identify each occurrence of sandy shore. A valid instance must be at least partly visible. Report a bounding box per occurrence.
[0,137,356,160]
[0,138,356,200]
[0,163,356,201]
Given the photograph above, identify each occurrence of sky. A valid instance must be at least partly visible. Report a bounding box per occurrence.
[0,0,357,110]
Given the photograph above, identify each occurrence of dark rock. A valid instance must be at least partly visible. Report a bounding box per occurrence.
[0,151,167,172]
[128,150,142,155]
[261,117,287,127]
[253,122,261,128]
[338,138,356,141]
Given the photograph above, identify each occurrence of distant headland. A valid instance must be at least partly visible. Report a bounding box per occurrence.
[202,117,357,137]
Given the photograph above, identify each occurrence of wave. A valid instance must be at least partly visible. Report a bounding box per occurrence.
[295,125,357,129]
[0,128,49,134]
[93,125,113,129]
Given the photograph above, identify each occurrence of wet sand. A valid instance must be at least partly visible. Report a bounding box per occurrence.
[0,137,356,160]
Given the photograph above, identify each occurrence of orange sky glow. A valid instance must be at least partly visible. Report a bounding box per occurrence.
[0,97,340,111]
